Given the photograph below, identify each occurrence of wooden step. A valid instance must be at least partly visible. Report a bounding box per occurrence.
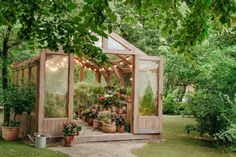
[73,133,161,144]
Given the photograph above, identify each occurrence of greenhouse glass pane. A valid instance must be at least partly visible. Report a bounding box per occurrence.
[138,60,159,116]
[107,37,128,50]
[44,55,69,118]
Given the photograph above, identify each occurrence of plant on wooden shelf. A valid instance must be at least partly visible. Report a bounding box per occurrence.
[63,120,80,147]
[77,124,82,136]
[124,118,131,133]
[116,116,125,133]
[74,82,105,117]
[97,111,117,133]
[1,83,35,141]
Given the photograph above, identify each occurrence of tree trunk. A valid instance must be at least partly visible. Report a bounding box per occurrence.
[2,26,11,124]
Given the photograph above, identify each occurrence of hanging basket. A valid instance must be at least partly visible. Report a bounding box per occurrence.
[102,122,116,133]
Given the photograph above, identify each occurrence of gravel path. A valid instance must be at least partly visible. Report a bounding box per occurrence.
[50,141,145,157]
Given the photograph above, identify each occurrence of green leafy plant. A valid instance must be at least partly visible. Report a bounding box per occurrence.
[2,83,36,126]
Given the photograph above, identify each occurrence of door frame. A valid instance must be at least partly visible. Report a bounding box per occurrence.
[133,55,164,134]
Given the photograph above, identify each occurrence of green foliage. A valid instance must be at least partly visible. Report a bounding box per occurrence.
[2,83,36,125]
[126,0,236,55]
[140,83,155,115]
[188,92,236,136]
[74,82,105,112]
[214,124,236,147]
[163,90,181,115]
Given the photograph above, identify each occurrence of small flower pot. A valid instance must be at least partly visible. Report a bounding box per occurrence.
[93,119,100,129]
[1,126,19,141]
[77,131,80,136]
[82,116,86,121]
[111,106,117,112]
[64,135,74,147]
[117,108,124,114]
[87,118,93,126]
[117,125,125,133]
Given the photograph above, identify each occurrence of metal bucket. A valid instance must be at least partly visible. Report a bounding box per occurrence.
[35,134,47,148]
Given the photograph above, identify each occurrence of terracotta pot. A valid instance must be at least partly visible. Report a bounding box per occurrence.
[93,119,100,129]
[117,108,124,114]
[111,106,117,112]
[117,125,125,133]
[99,105,103,111]
[99,121,103,130]
[102,123,116,133]
[126,96,132,103]
[82,116,86,121]
[1,126,19,141]
[64,135,74,147]
[87,118,93,126]
[77,131,80,136]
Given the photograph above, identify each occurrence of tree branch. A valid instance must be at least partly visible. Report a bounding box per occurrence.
[9,41,23,49]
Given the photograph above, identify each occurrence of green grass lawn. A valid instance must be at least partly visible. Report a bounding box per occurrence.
[0,111,67,157]
[0,140,68,157]
[133,115,236,157]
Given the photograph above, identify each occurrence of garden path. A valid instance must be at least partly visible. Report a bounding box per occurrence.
[50,141,145,157]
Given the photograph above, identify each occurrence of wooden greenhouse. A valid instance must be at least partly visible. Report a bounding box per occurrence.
[13,33,163,142]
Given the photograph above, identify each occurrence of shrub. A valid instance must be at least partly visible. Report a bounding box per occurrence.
[214,124,236,147]
[189,92,235,136]
[163,92,180,115]
[3,83,36,125]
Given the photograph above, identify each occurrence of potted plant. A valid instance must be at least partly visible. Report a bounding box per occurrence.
[124,119,131,133]
[77,124,82,136]
[1,83,35,141]
[126,86,132,103]
[63,120,78,147]
[116,116,125,133]
[101,112,117,133]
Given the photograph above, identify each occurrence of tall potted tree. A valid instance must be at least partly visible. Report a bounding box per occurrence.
[1,83,35,140]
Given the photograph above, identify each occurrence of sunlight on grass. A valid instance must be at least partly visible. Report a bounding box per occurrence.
[132,115,236,157]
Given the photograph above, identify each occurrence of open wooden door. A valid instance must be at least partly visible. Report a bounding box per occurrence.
[133,55,163,134]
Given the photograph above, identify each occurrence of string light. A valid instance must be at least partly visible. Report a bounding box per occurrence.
[94,69,97,71]
[108,67,112,70]
[126,56,130,61]
[129,65,133,68]
[130,78,133,81]
[120,61,123,65]
[114,65,117,68]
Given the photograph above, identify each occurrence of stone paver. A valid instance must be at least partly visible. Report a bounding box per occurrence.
[50,141,145,157]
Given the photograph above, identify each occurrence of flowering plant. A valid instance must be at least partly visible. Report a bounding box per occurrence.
[99,94,114,108]
[63,120,79,136]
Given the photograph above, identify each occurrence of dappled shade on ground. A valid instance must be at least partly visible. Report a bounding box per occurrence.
[132,116,236,157]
